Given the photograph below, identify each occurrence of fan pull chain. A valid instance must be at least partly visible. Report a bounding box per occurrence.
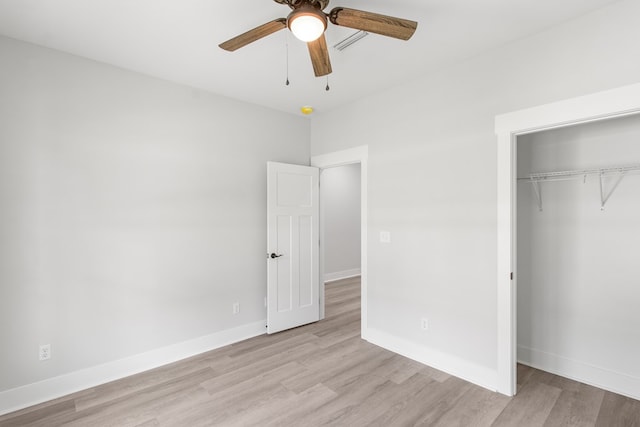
[285,32,290,86]
[325,76,330,91]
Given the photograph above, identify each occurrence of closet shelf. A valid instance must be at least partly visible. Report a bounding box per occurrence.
[518,164,640,211]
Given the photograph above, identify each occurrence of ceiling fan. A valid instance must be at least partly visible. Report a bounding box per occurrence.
[219,0,418,77]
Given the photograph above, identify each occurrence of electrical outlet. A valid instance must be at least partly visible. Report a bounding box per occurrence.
[39,344,51,361]
[380,231,391,243]
[233,302,240,315]
[421,318,429,331]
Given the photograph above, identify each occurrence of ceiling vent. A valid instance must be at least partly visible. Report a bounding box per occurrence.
[333,30,369,51]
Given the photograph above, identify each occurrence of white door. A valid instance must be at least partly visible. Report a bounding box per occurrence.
[267,162,319,334]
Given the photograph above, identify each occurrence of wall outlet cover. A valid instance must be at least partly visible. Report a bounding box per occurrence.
[39,344,51,361]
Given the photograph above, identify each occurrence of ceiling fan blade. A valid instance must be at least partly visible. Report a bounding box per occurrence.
[329,8,417,41]
[219,18,287,51]
[307,33,332,77]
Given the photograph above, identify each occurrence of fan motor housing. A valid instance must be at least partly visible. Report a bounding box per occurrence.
[276,0,330,11]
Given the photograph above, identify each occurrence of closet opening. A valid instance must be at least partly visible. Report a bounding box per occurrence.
[515,114,640,400]
[495,82,640,398]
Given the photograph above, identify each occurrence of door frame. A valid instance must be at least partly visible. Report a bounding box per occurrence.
[495,82,640,396]
[311,145,368,338]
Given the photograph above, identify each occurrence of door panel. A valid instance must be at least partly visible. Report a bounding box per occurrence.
[267,162,319,334]
[276,173,313,207]
[298,215,313,307]
[276,215,292,312]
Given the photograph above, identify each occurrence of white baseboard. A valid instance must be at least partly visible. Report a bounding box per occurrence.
[0,320,266,416]
[365,327,497,392]
[324,268,361,283]
[518,345,640,401]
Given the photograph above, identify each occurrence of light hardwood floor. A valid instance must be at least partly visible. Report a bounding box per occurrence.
[1,276,639,426]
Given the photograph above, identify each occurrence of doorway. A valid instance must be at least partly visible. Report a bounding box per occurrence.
[311,146,368,337]
[516,115,640,400]
[495,82,640,396]
[320,163,361,284]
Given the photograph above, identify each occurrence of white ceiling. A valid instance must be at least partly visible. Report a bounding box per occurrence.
[0,0,621,115]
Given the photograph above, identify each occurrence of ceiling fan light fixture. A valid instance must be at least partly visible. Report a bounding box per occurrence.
[288,5,327,42]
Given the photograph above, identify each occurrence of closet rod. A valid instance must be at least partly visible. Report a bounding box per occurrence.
[518,164,640,182]
[518,164,640,211]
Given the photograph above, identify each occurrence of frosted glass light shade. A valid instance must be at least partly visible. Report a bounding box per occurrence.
[287,5,327,42]
[290,15,325,42]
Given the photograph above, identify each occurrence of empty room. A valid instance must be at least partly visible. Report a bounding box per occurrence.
[1,0,639,425]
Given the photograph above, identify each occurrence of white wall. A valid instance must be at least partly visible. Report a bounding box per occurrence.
[321,164,361,282]
[0,36,309,400]
[310,0,640,389]
[517,114,640,398]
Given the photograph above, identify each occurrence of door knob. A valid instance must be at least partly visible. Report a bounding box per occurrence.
[270,253,283,259]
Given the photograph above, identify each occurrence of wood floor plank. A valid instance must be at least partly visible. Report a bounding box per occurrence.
[176,385,294,427]
[159,362,308,426]
[0,399,76,427]
[63,368,216,427]
[126,386,211,427]
[595,391,640,427]
[303,311,361,337]
[256,384,338,427]
[517,363,536,390]
[2,276,639,427]
[313,321,360,349]
[373,353,432,385]
[281,342,387,393]
[204,361,307,405]
[321,372,436,426]
[370,375,473,426]
[294,335,376,370]
[492,381,563,427]
[322,350,396,392]
[419,363,453,383]
[224,383,337,427]
[218,330,317,360]
[289,372,392,426]
[543,380,605,426]
[73,357,216,411]
[199,343,316,395]
[430,384,511,427]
